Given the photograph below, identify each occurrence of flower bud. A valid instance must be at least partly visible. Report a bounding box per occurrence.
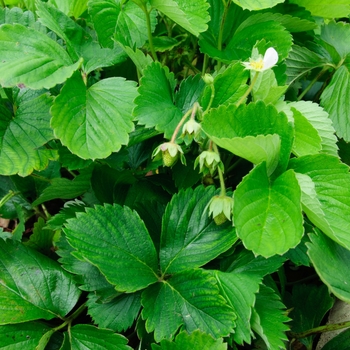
[152,142,184,167]
[203,73,214,85]
[207,195,234,225]
[194,150,222,175]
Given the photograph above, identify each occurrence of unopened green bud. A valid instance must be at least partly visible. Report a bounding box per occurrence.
[203,73,214,85]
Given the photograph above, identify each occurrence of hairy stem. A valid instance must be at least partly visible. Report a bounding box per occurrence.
[212,143,226,196]
[297,66,329,101]
[142,5,157,61]
[170,104,198,143]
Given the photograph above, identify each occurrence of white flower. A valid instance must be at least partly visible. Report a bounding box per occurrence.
[242,47,278,72]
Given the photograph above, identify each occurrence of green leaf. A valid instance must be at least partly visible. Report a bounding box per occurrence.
[202,102,294,175]
[201,62,249,109]
[321,65,350,142]
[57,143,93,171]
[232,0,284,11]
[32,167,92,206]
[119,45,154,73]
[288,101,338,157]
[234,163,303,257]
[285,45,327,85]
[307,230,350,303]
[87,292,141,332]
[0,24,82,89]
[0,239,81,324]
[152,330,227,350]
[88,0,157,48]
[142,269,235,342]
[289,0,350,18]
[320,21,350,60]
[0,89,56,176]
[0,322,52,349]
[251,285,290,350]
[64,204,159,293]
[67,324,132,350]
[289,155,350,250]
[51,72,137,159]
[133,62,182,139]
[150,0,210,37]
[160,186,237,274]
[289,284,333,348]
[212,271,262,345]
[291,107,322,157]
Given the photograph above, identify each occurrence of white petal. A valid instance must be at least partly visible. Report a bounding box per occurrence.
[263,47,278,70]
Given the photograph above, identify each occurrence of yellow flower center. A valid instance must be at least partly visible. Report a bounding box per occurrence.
[250,58,264,70]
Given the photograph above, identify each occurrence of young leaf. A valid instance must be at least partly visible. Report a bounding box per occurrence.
[287,101,338,157]
[289,155,350,250]
[48,0,88,18]
[307,230,350,303]
[234,163,303,257]
[160,186,237,274]
[0,239,81,324]
[321,65,350,142]
[212,271,262,345]
[133,62,182,139]
[232,0,284,11]
[150,0,210,37]
[65,324,132,350]
[251,285,290,350]
[87,292,141,332]
[0,24,82,89]
[51,72,137,159]
[0,322,52,349]
[89,0,157,48]
[64,204,159,293]
[0,89,56,176]
[142,269,235,342]
[151,330,227,350]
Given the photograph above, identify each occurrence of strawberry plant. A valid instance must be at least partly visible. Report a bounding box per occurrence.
[1,0,350,349]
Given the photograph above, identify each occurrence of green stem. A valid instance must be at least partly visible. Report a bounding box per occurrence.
[0,191,19,208]
[170,104,197,143]
[290,320,350,339]
[142,6,157,61]
[203,83,215,115]
[52,302,88,333]
[216,1,230,70]
[236,71,260,107]
[202,54,209,75]
[212,143,226,196]
[297,66,329,101]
